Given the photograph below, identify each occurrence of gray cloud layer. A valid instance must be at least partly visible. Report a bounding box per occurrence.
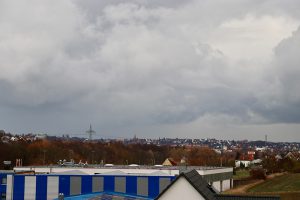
[0,0,300,141]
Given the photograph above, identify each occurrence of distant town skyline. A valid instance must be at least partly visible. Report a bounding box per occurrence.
[1,0,300,142]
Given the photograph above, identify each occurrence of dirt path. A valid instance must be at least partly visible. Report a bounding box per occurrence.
[266,172,286,179]
[225,180,264,194]
[225,172,286,194]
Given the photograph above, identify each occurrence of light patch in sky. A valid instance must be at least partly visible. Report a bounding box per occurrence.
[214,14,299,62]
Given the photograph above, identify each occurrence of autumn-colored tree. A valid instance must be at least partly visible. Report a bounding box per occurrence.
[188,147,220,166]
[0,137,228,169]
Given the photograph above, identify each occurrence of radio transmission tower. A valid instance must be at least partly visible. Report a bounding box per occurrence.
[86,124,95,140]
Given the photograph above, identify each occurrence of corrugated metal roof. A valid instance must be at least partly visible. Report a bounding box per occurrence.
[0,170,14,173]
[203,172,233,182]
[51,170,89,175]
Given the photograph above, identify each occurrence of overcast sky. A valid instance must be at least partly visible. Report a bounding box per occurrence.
[1,0,300,141]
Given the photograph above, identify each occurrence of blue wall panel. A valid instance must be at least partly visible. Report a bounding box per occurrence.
[59,175,70,196]
[13,175,24,200]
[0,174,7,199]
[36,175,47,200]
[126,176,137,196]
[0,174,7,193]
[81,176,92,194]
[103,176,114,192]
[148,176,159,198]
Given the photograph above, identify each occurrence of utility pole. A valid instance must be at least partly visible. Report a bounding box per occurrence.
[91,150,95,164]
[43,150,47,165]
[220,144,223,167]
[86,124,96,140]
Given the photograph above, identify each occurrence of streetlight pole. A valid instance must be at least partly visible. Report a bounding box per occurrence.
[43,150,47,165]
[221,145,223,167]
[92,150,95,165]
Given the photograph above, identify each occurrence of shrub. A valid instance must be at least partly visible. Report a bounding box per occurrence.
[250,168,266,180]
[292,166,300,173]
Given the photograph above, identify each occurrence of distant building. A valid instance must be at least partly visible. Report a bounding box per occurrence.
[285,152,299,161]
[255,147,266,152]
[247,151,255,161]
[3,161,12,170]
[180,157,187,165]
[235,160,251,168]
[251,159,262,165]
[34,134,47,140]
[275,154,282,161]
[162,158,177,166]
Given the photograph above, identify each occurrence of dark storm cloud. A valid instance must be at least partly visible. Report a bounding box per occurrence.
[254,27,300,123]
[0,0,300,140]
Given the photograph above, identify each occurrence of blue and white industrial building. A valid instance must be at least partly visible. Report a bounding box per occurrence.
[0,166,234,200]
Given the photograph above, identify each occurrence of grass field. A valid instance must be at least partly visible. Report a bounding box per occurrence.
[225,173,300,200]
[248,173,300,192]
[246,173,300,200]
[244,192,300,200]
[233,170,250,179]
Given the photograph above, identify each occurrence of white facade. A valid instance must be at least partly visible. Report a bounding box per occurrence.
[158,177,205,200]
[212,181,220,192]
[196,168,233,192]
[222,179,231,191]
[235,160,251,168]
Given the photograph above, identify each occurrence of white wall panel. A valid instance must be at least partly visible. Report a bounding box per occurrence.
[212,181,221,192]
[6,175,13,200]
[159,177,205,200]
[47,176,59,200]
[222,179,231,191]
[24,176,36,200]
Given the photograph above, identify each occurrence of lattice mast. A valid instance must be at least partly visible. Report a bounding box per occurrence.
[86,124,95,140]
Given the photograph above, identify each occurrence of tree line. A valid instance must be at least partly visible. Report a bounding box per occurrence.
[0,138,235,169]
